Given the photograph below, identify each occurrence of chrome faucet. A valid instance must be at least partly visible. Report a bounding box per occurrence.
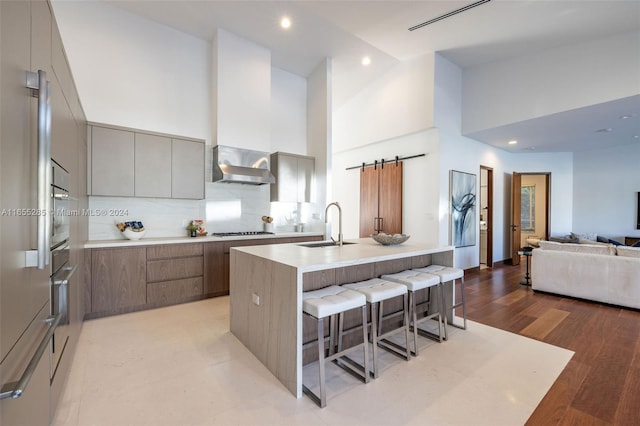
[325,202,343,246]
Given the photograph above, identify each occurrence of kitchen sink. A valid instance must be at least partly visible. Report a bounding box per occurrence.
[297,241,356,248]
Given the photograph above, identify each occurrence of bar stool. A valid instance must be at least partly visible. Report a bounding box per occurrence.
[380,270,444,355]
[342,278,410,379]
[302,285,370,408]
[413,265,466,339]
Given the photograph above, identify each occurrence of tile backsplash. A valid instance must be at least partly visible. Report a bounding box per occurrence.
[88,182,271,240]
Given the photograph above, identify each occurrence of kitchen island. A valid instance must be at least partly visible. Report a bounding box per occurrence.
[229,238,455,397]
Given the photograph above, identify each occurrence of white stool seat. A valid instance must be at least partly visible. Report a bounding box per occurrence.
[343,278,407,302]
[413,266,463,282]
[303,285,366,318]
[381,270,440,292]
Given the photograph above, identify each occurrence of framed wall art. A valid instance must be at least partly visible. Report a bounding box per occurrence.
[450,170,477,247]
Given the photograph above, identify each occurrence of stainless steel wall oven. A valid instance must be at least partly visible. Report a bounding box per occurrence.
[50,160,75,379]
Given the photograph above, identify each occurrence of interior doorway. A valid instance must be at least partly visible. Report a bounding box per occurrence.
[510,172,551,265]
[479,166,493,268]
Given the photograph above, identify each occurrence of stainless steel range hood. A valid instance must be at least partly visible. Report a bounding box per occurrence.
[212,145,276,185]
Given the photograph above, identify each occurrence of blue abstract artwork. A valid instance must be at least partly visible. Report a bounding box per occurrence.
[450,170,476,248]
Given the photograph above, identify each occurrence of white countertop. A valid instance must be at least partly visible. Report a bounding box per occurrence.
[84,231,324,249]
[231,238,454,272]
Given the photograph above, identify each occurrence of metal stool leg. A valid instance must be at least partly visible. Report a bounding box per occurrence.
[317,317,327,408]
[370,302,379,379]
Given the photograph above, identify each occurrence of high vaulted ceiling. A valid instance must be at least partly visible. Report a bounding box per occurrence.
[103,0,640,153]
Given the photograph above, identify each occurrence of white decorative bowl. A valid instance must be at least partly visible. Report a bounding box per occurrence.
[122,228,146,240]
[371,233,410,245]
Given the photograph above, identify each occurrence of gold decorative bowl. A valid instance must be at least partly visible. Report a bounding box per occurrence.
[371,233,410,245]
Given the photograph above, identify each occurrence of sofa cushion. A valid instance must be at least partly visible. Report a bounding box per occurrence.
[616,246,640,258]
[538,240,615,256]
[609,238,624,246]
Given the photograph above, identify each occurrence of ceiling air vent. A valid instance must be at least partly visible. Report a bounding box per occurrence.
[408,0,491,31]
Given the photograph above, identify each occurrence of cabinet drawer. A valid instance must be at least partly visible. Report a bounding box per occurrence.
[147,243,203,260]
[147,277,203,305]
[147,257,203,282]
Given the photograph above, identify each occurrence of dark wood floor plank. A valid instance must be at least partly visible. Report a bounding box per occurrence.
[463,262,640,425]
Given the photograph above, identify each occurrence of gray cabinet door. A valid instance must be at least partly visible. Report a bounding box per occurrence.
[171,138,204,199]
[297,156,314,202]
[270,153,314,202]
[90,126,135,196]
[134,133,171,198]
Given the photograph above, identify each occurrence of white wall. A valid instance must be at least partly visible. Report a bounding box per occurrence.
[435,54,574,268]
[462,31,640,134]
[333,54,435,152]
[307,59,332,225]
[271,67,307,154]
[213,29,271,151]
[573,143,640,242]
[51,0,211,141]
[332,129,440,244]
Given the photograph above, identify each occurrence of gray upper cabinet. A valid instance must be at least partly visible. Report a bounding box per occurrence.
[172,138,205,199]
[91,126,135,196]
[270,152,315,203]
[135,133,172,198]
[89,124,204,199]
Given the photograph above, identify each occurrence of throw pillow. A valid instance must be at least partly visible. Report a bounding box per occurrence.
[571,232,597,241]
[549,235,579,244]
[608,238,624,246]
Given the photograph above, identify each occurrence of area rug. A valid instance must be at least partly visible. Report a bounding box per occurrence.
[53,298,573,426]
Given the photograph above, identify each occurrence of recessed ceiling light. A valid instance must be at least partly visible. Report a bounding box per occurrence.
[619,114,633,120]
[508,140,518,145]
[595,128,614,133]
[361,56,371,66]
[634,135,640,139]
[280,16,291,29]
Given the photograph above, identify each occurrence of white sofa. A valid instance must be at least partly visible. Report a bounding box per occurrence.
[531,241,640,309]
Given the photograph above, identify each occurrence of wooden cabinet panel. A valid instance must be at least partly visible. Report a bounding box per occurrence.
[171,138,204,199]
[147,243,203,260]
[147,257,203,283]
[90,126,135,196]
[135,133,171,198]
[91,248,146,312]
[359,162,403,237]
[147,277,203,305]
[204,242,225,296]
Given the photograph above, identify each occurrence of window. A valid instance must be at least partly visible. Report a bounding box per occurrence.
[521,185,535,232]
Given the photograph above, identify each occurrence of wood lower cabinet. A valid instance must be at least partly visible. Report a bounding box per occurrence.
[90,247,147,313]
[360,162,403,237]
[85,236,323,318]
[146,244,204,307]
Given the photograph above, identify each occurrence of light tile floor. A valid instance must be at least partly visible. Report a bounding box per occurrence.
[53,297,573,426]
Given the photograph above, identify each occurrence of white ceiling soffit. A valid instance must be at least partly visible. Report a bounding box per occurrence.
[466,95,640,153]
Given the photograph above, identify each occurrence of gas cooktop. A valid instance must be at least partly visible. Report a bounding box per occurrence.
[211,231,275,237]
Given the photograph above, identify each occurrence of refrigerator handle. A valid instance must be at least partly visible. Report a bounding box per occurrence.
[0,314,61,400]
[25,70,52,269]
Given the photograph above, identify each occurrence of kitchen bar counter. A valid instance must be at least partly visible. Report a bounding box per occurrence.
[84,231,324,248]
[229,238,455,398]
